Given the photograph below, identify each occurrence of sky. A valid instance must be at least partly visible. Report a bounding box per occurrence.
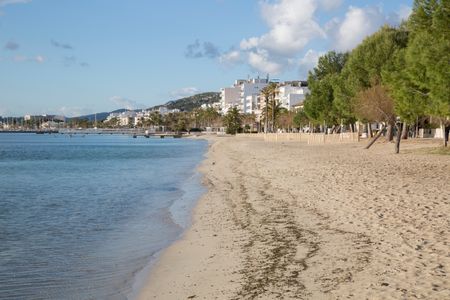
[0,0,413,117]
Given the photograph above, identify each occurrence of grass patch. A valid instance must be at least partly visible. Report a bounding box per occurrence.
[413,146,450,155]
[428,147,450,155]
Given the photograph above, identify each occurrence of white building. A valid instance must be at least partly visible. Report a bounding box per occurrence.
[152,107,180,115]
[220,83,242,114]
[201,102,221,110]
[105,111,138,126]
[220,78,268,114]
[277,82,309,110]
[240,78,268,114]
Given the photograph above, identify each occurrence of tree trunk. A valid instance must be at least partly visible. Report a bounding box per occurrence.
[365,125,385,149]
[444,124,449,147]
[395,123,403,154]
[440,120,449,147]
[401,123,409,140]
[386,124,394,142]
[271,99,275,133]
[264,99,269,133]
[367,123,372,138]
[415,122,419,138]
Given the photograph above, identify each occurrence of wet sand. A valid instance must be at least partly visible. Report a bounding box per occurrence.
[138,137,450,299]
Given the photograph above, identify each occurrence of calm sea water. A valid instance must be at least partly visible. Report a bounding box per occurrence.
[0,133,207,300]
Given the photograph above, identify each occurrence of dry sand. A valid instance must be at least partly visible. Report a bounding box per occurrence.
[138,137,450,300]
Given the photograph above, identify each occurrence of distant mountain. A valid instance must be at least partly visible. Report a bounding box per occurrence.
[70,92,221,120]
[149,92,221,112]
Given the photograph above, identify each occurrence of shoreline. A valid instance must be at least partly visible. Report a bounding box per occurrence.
[137,137,450,299]
[136,135,243,299]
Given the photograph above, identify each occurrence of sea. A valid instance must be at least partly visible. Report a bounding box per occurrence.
[0,133,207,300]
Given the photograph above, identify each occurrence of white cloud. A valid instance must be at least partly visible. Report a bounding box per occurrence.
[333,6,388,52]
[219,50,241,66]
[248,50,283,75]
[110,96,145,110]
[170,87,200,99]
[220,1,409,78]
[12,54,45,63]
[0,0,31,7]
[34,55,45,63]
[242,0,325,56]
[233,0,328,77]
[299,49,323,77]
[240,37,259,50]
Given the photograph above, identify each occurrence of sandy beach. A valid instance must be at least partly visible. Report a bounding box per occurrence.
[138,136,450,299]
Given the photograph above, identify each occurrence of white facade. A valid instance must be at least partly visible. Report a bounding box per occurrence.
[220,78,268,114]
[201,102,221,110]
[240,78,268,114]
[105,111,138,126]
[154,107,180,115]
[242,95,259,115]
[220,85,241,114]
[277,84,309,110]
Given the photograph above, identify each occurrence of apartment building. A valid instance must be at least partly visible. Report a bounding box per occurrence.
[277,81,309,110]
[220,78,268,114]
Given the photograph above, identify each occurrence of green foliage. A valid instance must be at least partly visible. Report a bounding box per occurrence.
[311,51,348,81]
[406,0,450,119]
[196,107,221,127]
[333,26,410,124]
[343,26,409,94]
[293,110,309,128]
[223,107,242,135]
[69,118,93,128]
[303,51,348,125]
[382,48,428,124]
[173,118,187,132]
[261,98,284,129]
[261,82,279,132]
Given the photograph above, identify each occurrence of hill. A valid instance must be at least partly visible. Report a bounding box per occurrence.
[70,92,221,120]
[150,92,220,112]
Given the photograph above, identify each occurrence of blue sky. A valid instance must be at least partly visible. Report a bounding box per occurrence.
[0,0,413,117]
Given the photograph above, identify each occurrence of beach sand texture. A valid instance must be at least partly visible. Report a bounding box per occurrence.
[138,137,450,299]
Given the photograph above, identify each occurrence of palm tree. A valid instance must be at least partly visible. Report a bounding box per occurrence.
[260,99,284,132]
[203,107,220,128]
[260,82,278,132]
[224,107,242,134]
